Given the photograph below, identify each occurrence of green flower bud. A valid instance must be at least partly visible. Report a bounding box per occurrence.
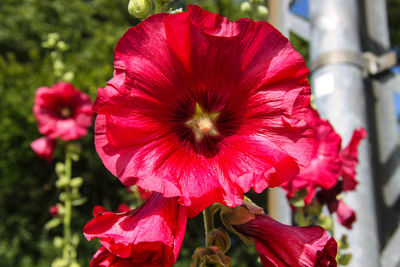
[240,1,251,12]
[56,177,70,188]
[207,228,231,253]
[257,5,269,17]
[128,0,153,19]
[70,177,83,188]
[53,236,64,248]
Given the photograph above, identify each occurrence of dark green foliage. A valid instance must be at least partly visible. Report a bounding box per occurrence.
[0,1,136,266]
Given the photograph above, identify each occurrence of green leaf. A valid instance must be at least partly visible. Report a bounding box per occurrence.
[339,235,350,249]
[338,253,352,265]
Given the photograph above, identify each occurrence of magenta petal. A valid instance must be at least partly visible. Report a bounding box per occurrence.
[84,193,187,266]
[336,200,356,229]
[233,214,337,267]
[30,136,56,162]
[340,128,366,191]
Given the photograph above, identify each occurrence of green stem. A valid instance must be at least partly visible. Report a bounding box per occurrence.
[203,206,214,246]
[62,151,72,263]
[296,207,306,227]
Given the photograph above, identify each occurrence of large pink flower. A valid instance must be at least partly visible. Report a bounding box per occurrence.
[94,5,315,217]
[233,214,337,267]
[84,192,187,267]
[33,82,92,141]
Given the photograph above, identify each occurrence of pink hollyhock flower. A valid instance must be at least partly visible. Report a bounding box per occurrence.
[283,110,366,206]
[30,136,56,162]
[84,192,187,266]
[336,200,356,229]
[233,213,337,267]
[340,128,367,191]
[33,82,92,141]
[283,110,342,204]
[93,5,315,217]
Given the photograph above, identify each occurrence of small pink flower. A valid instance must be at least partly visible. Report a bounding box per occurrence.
[84,193,187,266]
[33,82,92,141]
[336,200,356,229]
[94,5,315,217]
[30,136,56,162]
[233,213,337,267]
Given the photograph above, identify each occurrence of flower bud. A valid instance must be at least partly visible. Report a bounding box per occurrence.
[240,1,251,12]
[49,205,59,217]
[70,177,83,188]
[128,0,153,19]
[191,246,231,267]
[207,228,231,253]
[257,5,268,17]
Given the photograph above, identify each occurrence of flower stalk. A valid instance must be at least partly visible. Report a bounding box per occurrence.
[203,206,215,246]
[62,150,73,264]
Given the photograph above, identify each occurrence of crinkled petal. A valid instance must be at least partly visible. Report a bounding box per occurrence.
[336,200,356,229]
[340,128,366,191]
[84,193,187,266]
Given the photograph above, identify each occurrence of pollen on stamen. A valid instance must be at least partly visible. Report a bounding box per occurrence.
[198,117,213,133]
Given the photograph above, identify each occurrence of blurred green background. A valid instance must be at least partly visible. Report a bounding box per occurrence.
[0,0,399,266]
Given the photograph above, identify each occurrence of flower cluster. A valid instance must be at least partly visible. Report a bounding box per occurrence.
[283,110,366,229]
[83,5,355,266]
[31,82,92,161]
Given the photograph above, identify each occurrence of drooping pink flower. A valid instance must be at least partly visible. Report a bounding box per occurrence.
[84,192,187,267]
[33,82,93,141]
[283,110,342,204]
[340,128,367,191]
[93,5,315,217]
[30,136,56,162]
[336,200,356,229]
[233,213,337,267]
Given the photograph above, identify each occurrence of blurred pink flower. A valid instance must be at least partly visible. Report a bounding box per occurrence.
[33,82,92,141]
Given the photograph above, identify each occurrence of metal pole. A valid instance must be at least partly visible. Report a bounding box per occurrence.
[363,1,400,266]
[309,1,380,266]
[267,0,292,225]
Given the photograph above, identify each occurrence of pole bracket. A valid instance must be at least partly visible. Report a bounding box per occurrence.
[311,50,398,76]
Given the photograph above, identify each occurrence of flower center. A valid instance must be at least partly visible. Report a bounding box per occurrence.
[60,107,72,118]
[185,103,220,142]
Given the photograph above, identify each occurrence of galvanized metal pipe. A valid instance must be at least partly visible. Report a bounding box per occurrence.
[309,1,380,266]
